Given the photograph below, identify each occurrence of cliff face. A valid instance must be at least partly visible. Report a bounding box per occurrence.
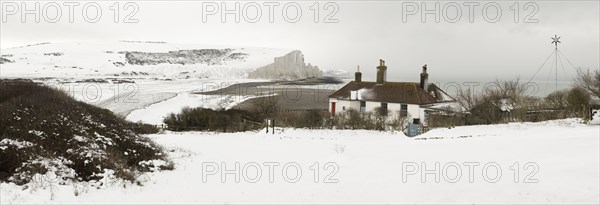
[248,50,322,80]
[125,49,247,66]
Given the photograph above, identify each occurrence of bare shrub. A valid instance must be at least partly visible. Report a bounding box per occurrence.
[545,89,569,109]
[575,68,600,98]
[567,87,592,119]
[250,95,280,120]
[457,78,539,124]
[484,78,531,121]
[340,109,364,129]
[388,111,410,131]
[373,107,388,131]
[455,87,484,112]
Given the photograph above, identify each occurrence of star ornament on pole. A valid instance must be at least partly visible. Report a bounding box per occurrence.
[551,35,561,49]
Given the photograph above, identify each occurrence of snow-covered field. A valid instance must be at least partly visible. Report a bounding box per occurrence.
[1,119,598,204]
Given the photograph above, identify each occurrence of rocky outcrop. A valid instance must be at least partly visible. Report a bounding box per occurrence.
[248,50,322,80]
[0,57,13,64]
[124,49,247,66]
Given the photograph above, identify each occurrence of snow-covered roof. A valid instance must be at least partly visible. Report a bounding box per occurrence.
[329,81,454,105]
[330,81,443,104]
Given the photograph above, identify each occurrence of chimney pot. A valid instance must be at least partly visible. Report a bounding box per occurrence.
[355,65,362,83]
[420,64,429,90]
[376,59,387,84]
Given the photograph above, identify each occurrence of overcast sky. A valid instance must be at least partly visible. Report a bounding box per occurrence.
[1,1,598,82]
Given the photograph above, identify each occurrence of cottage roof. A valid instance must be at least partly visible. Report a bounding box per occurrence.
[329,81,451,105]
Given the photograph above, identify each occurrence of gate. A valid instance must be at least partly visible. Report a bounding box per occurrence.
[405,123,422,137]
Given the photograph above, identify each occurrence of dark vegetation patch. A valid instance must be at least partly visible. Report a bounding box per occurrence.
[163,107,260,132]
[0,79,170,185]
[275,109,328,129]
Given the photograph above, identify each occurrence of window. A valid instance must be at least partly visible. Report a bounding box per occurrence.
[413,118,420,124]
[379,102,388,115]
[342,106,346,111]
[400,104,408,117]
[360,101,366,112]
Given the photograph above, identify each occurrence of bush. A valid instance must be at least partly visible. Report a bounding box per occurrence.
[342,109,366,129]
[373,107,388,131]
[163,107,259,132]
[545,89,569,109]
[466,101,503,125]
[427,109,464,128]
[575,68,600,98]
[330,109,381,130]
[129,122,161,134]
[276,109,326,129]
[567,87,591,119]
[0,80,169,185]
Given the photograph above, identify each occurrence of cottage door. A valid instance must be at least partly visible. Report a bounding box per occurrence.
[331,102,336,115]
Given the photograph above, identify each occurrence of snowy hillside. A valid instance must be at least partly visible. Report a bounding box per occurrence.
[1,119,597,204]
[0,41,296,79]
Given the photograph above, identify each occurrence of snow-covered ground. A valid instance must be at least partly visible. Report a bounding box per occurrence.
[2,119,598,204]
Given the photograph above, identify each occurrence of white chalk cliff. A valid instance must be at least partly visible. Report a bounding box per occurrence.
[248,50,323,80]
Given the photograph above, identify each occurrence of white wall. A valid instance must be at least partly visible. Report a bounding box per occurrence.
[329,99,427,124]
[408,104,425,122]
[365,101,381,112]
[328,98,360,115]
[386,103,424,123]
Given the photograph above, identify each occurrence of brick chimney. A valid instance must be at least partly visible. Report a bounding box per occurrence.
[376,59,387,84]
[355,65,362,83]
[420,64,429,90]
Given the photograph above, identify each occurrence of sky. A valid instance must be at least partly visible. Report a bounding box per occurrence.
[1,1,599,82]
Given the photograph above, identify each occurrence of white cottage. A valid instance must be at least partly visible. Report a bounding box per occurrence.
[328,60,453,126]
